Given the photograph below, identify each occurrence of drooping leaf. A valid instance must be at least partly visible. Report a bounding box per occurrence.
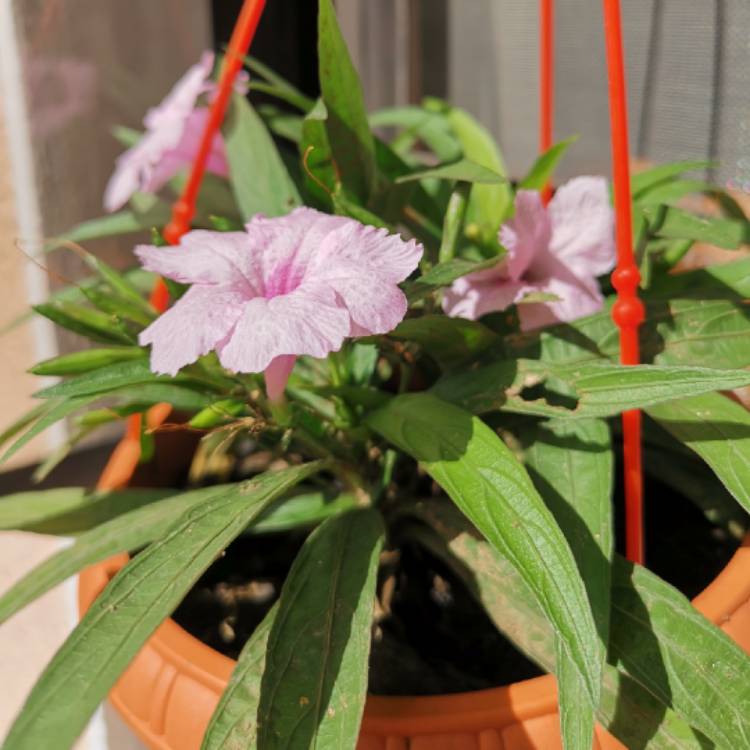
[524,418,613,750]
[395,158,506,185]
[318,0,376,202]
[647,391,750,516]
[223,94,301,219]
[389,315,497,369]
[519,136,578,191]
[415,504,711,749]
[258,509,384,750]
[366,394,602,707]
[201,603,278,750]
[610,559,750,748]
[0,483,230,625]
[433,360,750,419]
[0,487,173,535]
[3,462,326,750]
[30,347,146,376]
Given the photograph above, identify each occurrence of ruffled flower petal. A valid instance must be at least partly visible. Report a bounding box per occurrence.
[217,287,351,374]
[139,285,245,375]
[499,190,551,281]
[135,231,260,290]
[547,176,615,278]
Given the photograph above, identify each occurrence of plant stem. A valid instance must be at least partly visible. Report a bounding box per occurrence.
[438,181,471,263]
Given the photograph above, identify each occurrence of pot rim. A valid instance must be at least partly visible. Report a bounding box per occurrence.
[79,524,750,735]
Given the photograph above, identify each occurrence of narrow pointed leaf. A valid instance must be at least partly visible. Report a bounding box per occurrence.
[519,136,577,191]
[224,94,301,219]
[202,604,278,750]
[402,256,502,304]
[0,487,172,535]
[258,509,384,750]
[366,394,602,705]
[3,462,326,750]
[30,347,146,376]
[647,391,750,515]
[395,158,506,185]
[318,0,376,202]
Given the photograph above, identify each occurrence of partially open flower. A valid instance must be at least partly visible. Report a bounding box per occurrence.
[443,176,615,330]
[136,207,423,400]
[104,52,246,212]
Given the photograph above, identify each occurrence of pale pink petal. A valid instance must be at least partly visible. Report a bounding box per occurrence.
[500,191,551,281]
[264,355,297,401]
[311,266,409,334]
[218,288,350,373]
[103,150,143,212]
[547,176,615,278]
[443,275,528,320]
[139,285,245,375]
[517,273,604,331]
[311,219,423,284]
[135,231,260,291]
[143,51,214,130]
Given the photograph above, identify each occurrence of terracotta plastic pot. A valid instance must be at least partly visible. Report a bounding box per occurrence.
[79,430,750,750]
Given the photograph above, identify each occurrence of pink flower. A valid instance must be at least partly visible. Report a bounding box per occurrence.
[443,177,615,330]
[136,207,423,400]
[104,52,246,212]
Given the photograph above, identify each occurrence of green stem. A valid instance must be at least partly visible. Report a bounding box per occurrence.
[438,181,471,263]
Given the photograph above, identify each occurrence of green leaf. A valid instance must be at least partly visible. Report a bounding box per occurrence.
[251,491,358,535]
[201,603,278,750]
[112,383,216,412]
[33,301,136,345]
[188,399,247,429]
[258,509,384,750]
[318,0,376,202]
[647,257,750,300]
[402,256,502,304]
[631,161,713,198]
[0,487,173,535]
[243,55,315,113]
[519,136,578,191]
[524,419,613,750]
[60,197,171,244]
[610,560,750,748]
[415,503,712,749]
[34,359,213,400]
[389,315,497,369]
[0,396,97,466]
[299,99,336,210]
[647,391,750,517]
[642,204,745,249]
[0,402,50,450]
[223,94,301,219]
[30,347,146,376]
[258,105,304,143]
[3,462,326,750]
[446,106,513,250]
[0,484,230,625]
[433,360,750,419]
[366,394,602,706]
[395,158,506,185]
[369,106,461,162]
[635,179,716,206]
[497,298,750,371]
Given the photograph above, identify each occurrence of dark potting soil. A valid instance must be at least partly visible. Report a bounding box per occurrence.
[171,474,741,696]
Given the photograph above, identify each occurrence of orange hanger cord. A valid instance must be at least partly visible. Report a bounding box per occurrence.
[539,0,554,205]
[110,0,266,487]
[602,0,646,564]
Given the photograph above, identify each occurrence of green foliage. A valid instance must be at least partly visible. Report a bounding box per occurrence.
[224,94,302,219]
[2,463,325,750]
[367,394,603,710]
[5,17,750,750]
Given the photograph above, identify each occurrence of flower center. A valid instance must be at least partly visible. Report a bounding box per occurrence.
[264,263,304,298]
